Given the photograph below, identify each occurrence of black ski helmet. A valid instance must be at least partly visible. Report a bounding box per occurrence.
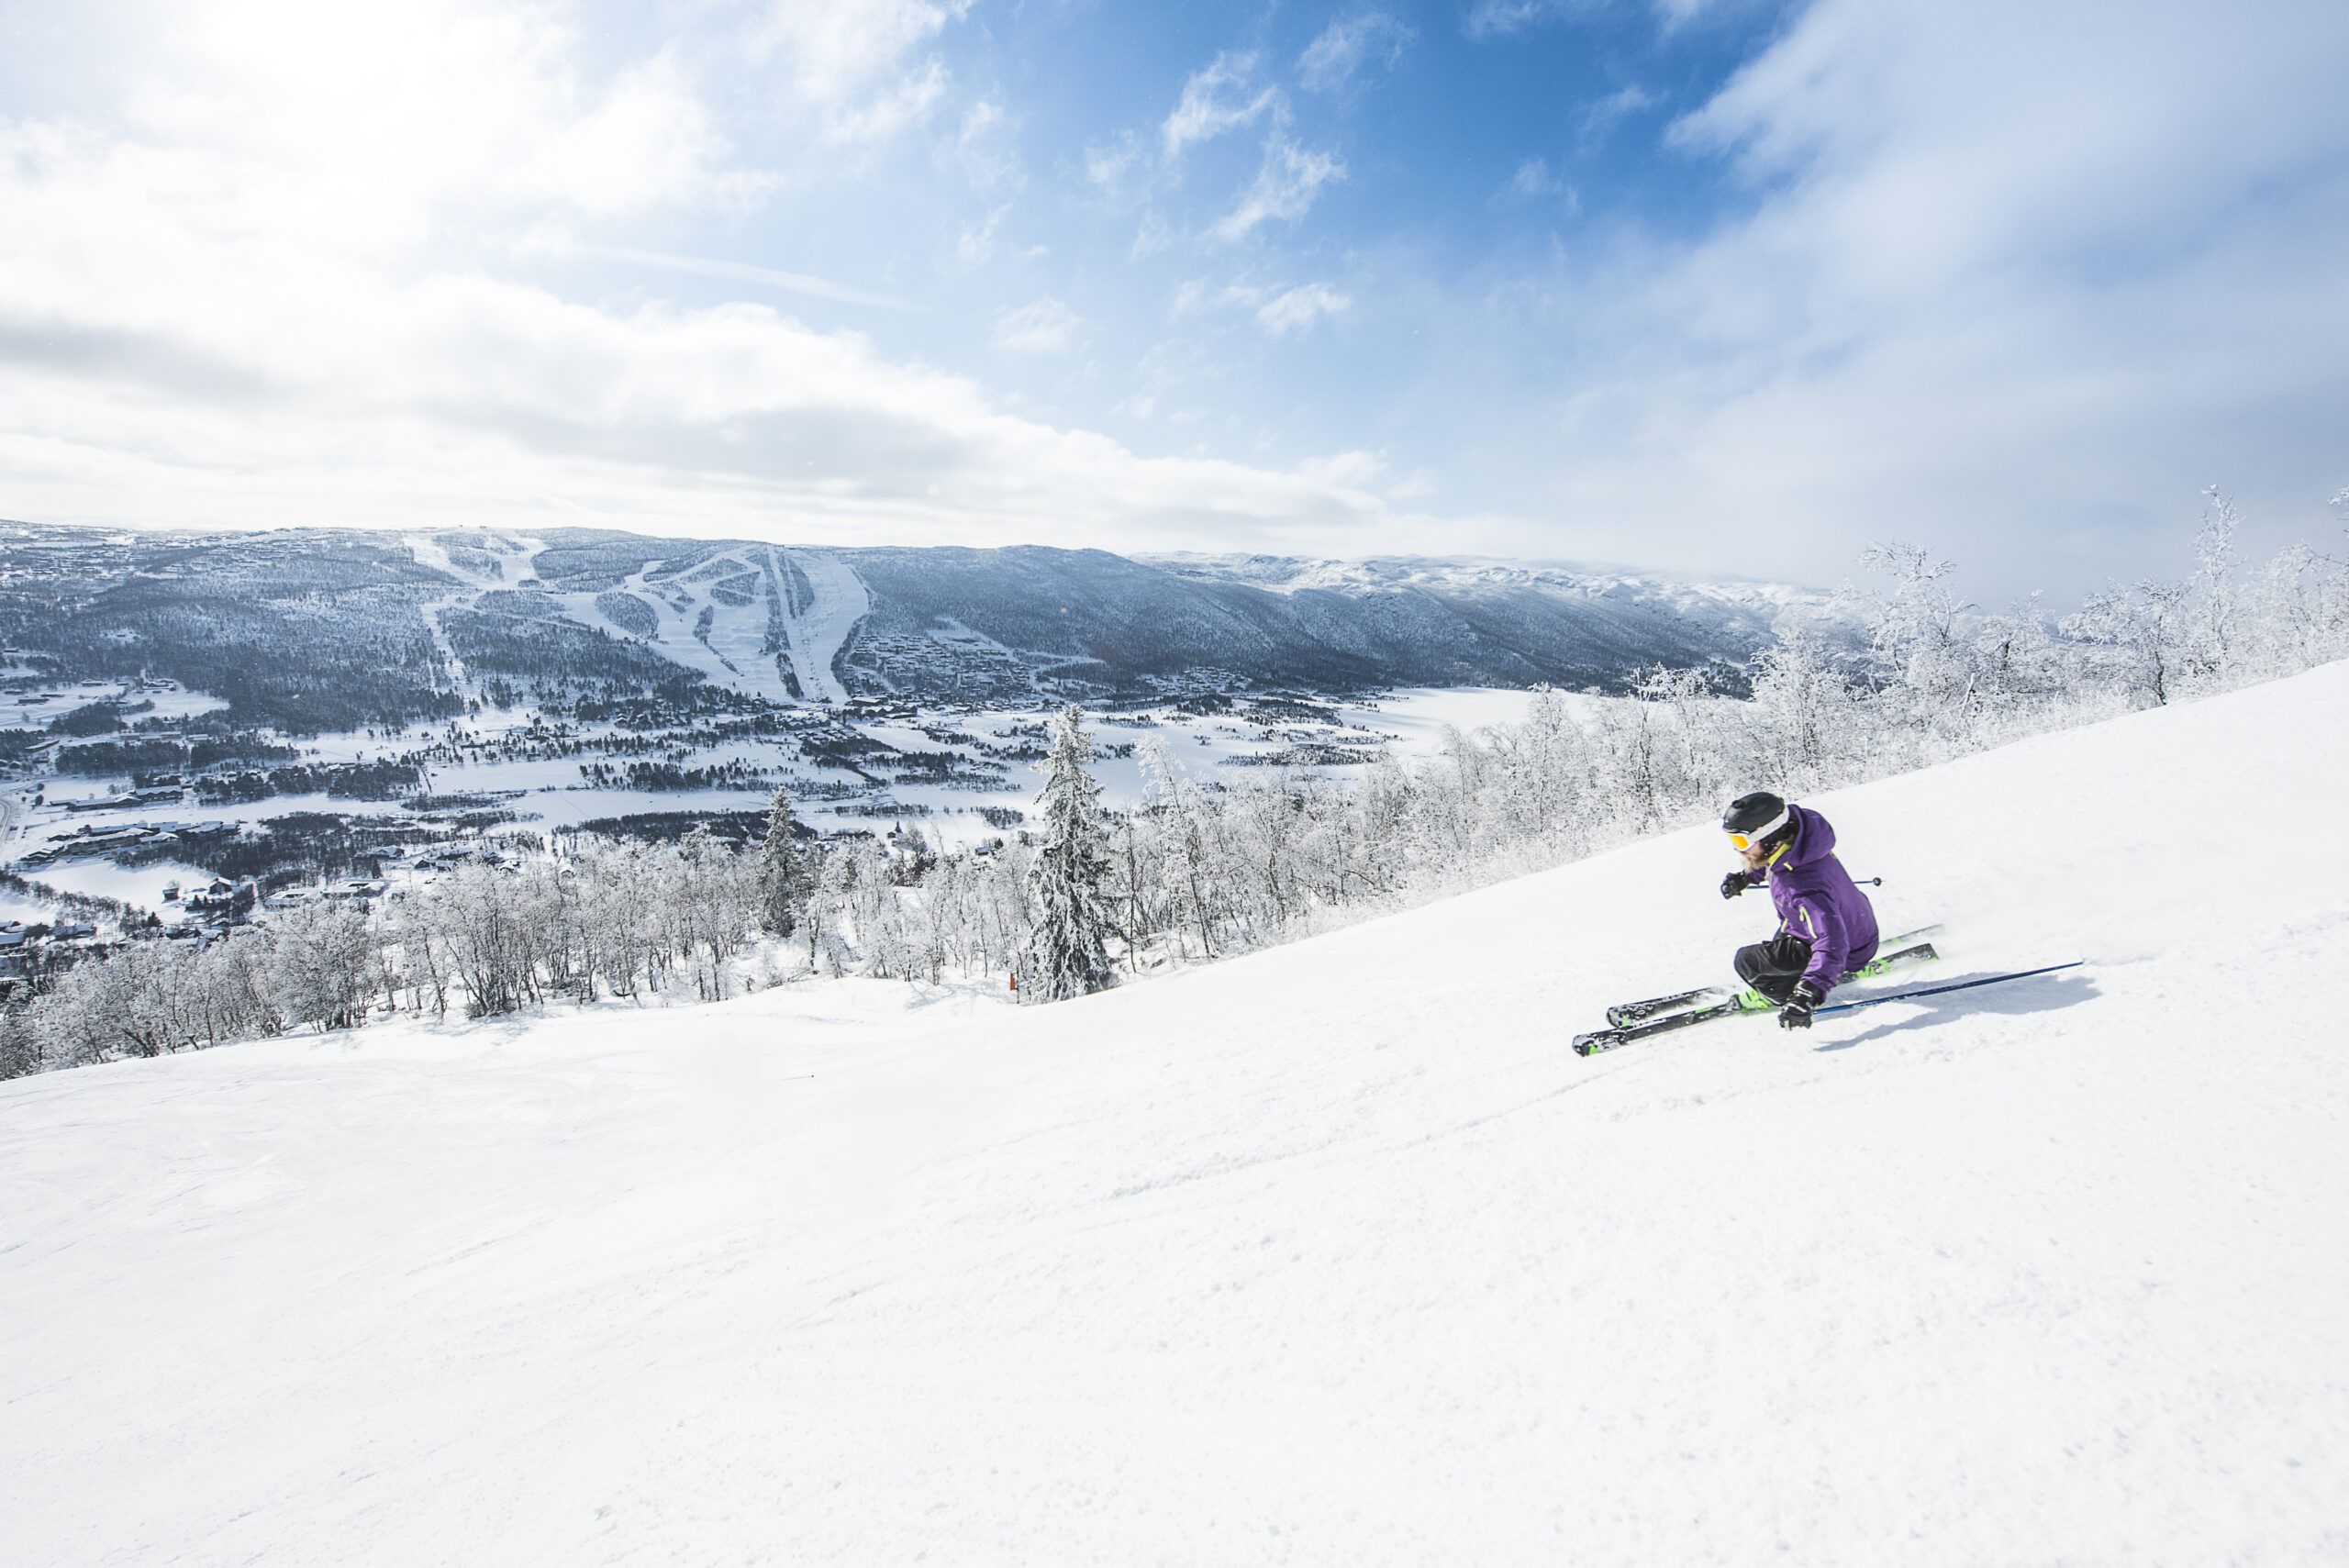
[1722,791,1791,851]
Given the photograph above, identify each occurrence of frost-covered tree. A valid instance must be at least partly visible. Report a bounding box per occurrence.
[1746,635,1856,788]
[268,899,380,1032]
[427,863,540,1017]
[1019,705,1117,1002]
[194,937,282,1043]
[1508,685,1591,851]
[805,843,860,977]
[2251,542,2349,673]
[756,788,811,937]
[2188,487,2242,683]
[663,828,761,1000]
[1857,541,1977,732]
[0,1003,36,1080]
[2065,577,2191,707]
[1596,671,1678,831]
[1969,595,2062,715]
[34,942,186,1063]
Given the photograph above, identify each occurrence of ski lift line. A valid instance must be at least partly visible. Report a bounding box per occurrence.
[1814,961,2085,1016]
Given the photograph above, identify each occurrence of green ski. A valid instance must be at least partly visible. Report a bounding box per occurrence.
[1574,941,1941,1057]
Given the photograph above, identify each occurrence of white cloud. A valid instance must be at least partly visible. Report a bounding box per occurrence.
[1490,0,2349,590]
[1462,1,1575,40]
[1576,83,1659,145]
[992,297,1082,354]
[1256,282,1353,334]
[1162,51,1281,161]
[1653,0,1726,25]
[1083,131,1142,196]
[951,95,1022,189]
[0,236,1408,551]
[0,1,1426,559]
[746,0,972,145]
[1166,275,1351,334]
[14,0,2335,593]
[954,205,1010,266]
[1130,210,1175,258]
[1501,157,1578,209]
[1297,450,1387,489]
[1298,13,1415,94]
[1464,0,1706,39]
[1211,140,1346,241]
[102,3,765,227]
[555,243,916,310]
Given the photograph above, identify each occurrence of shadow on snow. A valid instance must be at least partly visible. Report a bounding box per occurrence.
[1814,968,2101,1052]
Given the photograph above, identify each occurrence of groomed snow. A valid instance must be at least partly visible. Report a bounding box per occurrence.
[5,664,2347,1566]
[777,548,866,706]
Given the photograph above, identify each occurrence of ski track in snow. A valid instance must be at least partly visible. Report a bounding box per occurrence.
[579,547,864,706]
[404,535,482,692]
[688,555,788,704]
[6,664,2349,1565]
[406,532,545,695]
[611,557,753,697]
[776,549,864,705]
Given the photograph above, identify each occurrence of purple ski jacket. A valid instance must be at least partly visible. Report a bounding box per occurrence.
[1736,804,1880,992]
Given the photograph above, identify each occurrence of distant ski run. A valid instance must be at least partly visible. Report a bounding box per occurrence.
[778,550,866,706]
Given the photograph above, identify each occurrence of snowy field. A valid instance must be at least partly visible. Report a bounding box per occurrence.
[14,855,218,912]
[0,678,225,729]
[5,664,2347,1565]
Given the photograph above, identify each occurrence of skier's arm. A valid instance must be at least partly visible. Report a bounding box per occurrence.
[1790,898,1851,993]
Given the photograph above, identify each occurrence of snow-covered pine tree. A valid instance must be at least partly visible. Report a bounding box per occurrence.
[1019,704,1117,1002]
[758,787,809,936]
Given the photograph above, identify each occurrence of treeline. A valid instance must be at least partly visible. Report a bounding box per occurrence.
[6,498,2347,1078]
[0,868,145,928]
[1,840,771,1075]
[577,760,776,792]
[194,761,425,803]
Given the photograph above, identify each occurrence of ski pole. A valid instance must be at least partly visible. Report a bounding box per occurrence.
[1816,961,2083,1016]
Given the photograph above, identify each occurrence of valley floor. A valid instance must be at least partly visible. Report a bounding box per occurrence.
[4,665,2347,1566]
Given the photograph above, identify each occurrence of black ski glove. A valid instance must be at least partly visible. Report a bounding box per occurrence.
[1778,980,1826,1030]
[1720,871,1753,900]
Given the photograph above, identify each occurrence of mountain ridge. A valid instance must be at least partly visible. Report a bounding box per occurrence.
[0,522,1842,729]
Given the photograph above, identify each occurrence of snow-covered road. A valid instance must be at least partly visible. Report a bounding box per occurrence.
[5,663,2347,1566]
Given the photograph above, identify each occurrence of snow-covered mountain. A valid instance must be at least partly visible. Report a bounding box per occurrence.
[1145,547,1827,615]
[7,661,2344,1565]
[0,524,1840,729]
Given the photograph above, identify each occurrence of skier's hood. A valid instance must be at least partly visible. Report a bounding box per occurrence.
[1776,804,1836,870]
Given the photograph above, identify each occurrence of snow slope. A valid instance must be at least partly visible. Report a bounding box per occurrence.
[776,548,866,705]
[6,665,2349,1566]
[623,548,799,705]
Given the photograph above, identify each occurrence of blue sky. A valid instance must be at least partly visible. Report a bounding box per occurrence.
[2,0,2344,596]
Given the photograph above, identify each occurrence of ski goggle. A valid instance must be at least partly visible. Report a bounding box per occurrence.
[1725,808,1789,852]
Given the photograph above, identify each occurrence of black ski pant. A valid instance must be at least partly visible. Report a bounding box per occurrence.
[1734,932,1815,1004]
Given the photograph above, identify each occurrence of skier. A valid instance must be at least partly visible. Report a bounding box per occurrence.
[1718,792,1880,1030]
